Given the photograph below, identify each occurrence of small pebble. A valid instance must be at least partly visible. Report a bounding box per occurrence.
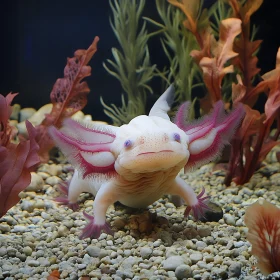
[26,172,44,192]
[140,247,152,259]
[13,225,27,233]
[190,253,203,264]
[223,214,236,226]
[197,225,211,237]
[0,224,11,232]
[228,262,242,278]
[23,246,32,256]
[175,264,192,279]
[21,200,35,212]
[0,247,7,256]
[86,245,101,257]
[45,176,62,186]
[162,256,185,271]
[196,241,207,250]
[26,260,40,267]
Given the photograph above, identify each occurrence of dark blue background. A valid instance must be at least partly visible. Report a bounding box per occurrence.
[1,0,280,122]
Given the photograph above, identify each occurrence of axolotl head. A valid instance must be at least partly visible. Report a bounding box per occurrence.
[49,84,245,181]
[111,115,189,173]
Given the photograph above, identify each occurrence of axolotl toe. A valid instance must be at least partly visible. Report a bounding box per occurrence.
[49,85,245,239]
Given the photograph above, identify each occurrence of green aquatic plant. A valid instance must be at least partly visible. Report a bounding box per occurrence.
[144,0,202,103]
[101,0,156,126]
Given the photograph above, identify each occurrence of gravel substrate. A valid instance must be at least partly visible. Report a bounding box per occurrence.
[1,147,280,280]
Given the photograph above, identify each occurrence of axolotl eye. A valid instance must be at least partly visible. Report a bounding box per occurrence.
[173,133,181,142]
[124,139,133,148]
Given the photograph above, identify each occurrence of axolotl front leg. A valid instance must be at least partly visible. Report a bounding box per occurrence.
[169,176,210,220]
[56,170,120,239]
[79,180,120,239]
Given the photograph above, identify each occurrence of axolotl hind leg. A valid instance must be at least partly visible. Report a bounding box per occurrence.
[170,176,210,220]
[55,170,92,211]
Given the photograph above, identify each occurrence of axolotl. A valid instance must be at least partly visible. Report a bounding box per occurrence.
[49,85,244,239]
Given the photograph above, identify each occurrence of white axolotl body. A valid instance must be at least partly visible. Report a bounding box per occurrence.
[49,85,244,239]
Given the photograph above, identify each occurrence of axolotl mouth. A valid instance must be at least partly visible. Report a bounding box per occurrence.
[137,150,173,156]
[127,149,184,172]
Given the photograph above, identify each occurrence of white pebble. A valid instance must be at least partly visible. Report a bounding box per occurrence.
[190,252,203,264]
[223,214,236,226]
[162,256,185,271]
[26,172,44,192]
[140,247,152,259]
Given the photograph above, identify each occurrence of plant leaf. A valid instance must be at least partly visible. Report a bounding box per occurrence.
[198,18,241,103]
[264,76,280,123]
[36,37,99,161]
[244,200,280,275]
[239,105,264,139]
[168,0,199,33]
[0,93,40,218]
[242,0,263,24]
[232,74,247,103]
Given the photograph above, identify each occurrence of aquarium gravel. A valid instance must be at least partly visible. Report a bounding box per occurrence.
[1,146,280,280]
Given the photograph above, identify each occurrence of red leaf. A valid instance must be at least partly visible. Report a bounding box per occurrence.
[239,105,264,139]
[0,94,40,218]
[36,36,99,161]
[264,77,280,124]
[0,93,18,146]
[229,0,263,92]
[244,200,280,275]
[48,37,99,124]
[233,39,262,89]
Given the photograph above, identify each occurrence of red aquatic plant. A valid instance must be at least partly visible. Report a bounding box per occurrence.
[229,0,263,91]
[244,200,280,275]
[0,93,40,218]
[225,49,280,185]
[35,36,99,161]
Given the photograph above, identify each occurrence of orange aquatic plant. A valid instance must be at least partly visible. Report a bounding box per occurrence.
[169,0,280,185]
[169,0,243,109]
